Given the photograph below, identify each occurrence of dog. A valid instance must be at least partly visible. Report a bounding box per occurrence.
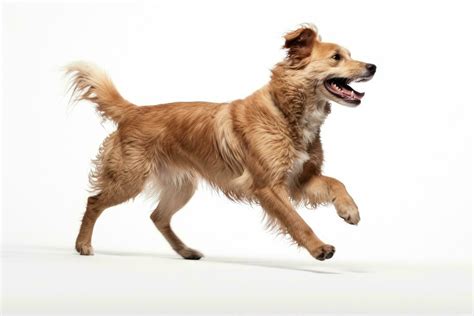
[66,24,376,261]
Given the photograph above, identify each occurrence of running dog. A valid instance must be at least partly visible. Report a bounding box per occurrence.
[66,24,376,261]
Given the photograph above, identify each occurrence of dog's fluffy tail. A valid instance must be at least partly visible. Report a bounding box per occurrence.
[65,61,134,123]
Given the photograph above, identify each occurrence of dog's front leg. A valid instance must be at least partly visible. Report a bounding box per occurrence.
[255,185,335,261]
[301,175,360,225]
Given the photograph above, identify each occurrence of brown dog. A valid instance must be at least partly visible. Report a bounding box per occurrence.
[66,24,376,261]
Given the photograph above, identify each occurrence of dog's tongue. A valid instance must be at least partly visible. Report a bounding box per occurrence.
[329,80,365,101]
[341,87,364,100]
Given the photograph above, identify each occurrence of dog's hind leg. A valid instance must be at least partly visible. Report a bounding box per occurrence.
[150,175,202,260]
[76,133,150,255]
[75,182,146,255]
[76,193,125,255]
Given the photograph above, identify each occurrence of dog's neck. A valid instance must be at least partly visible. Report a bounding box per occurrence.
[268,64,331,150]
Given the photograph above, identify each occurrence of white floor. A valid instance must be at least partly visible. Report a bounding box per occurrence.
[2,244,472,315]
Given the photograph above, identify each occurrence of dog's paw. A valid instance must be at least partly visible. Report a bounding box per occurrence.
[177,247,204,260]
[76,243,94,256]
[312,244,336,261]
[336,198,360,225]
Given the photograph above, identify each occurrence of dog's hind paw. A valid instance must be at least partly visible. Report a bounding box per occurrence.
[177,247,204,260]
[76,243,94,256]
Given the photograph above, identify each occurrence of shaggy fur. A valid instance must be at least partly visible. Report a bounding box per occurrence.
[66,24,376,261]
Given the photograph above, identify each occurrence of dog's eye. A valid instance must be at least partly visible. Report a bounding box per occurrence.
[332,53,341,61]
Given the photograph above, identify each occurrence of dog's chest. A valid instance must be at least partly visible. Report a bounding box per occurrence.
[300,105,327,146]
[287,104,327,184]
[287,150,310,184]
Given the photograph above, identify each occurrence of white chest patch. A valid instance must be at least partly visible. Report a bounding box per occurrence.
[300,105,327,146]
[286,102,328,185]
[287,150,310,186]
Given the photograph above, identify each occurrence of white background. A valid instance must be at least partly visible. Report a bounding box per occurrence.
[2,0,472,314]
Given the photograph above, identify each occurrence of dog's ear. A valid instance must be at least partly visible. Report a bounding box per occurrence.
[283,26,319,64]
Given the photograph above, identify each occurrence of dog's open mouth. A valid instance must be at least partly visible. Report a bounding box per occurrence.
[324,78,365,105]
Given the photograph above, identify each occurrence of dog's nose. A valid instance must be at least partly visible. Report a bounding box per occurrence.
[366,63,377,74]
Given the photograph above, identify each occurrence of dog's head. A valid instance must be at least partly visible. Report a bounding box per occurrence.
[283,25,376,107]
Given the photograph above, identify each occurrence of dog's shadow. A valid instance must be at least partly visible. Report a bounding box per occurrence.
[15,245,370,275]
[93,248,370,275]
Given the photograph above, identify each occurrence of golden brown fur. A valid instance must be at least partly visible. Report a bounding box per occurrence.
[66,24,376,261]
